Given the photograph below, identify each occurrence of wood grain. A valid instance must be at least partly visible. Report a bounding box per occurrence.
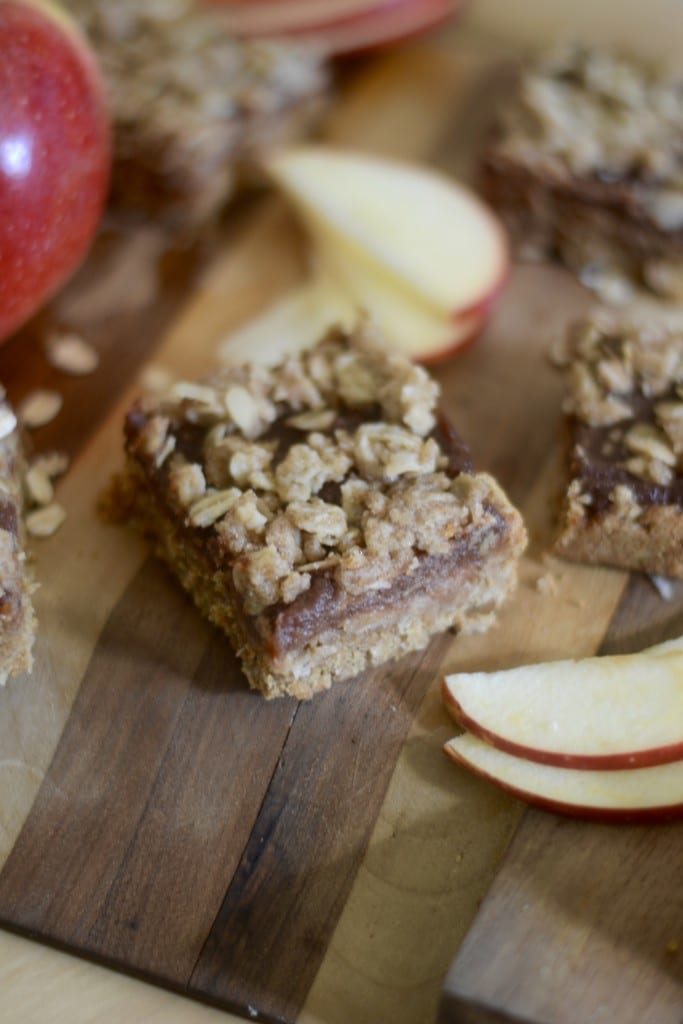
[190,636,452,1022]
[0,559,296,983]
[0,25,681,1024]
[441,817,683,1024]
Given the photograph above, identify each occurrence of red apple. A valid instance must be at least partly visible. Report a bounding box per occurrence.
[443,651,683,771]
[207,0,458,56]
[0,0,110,342]
[444,734,683,824]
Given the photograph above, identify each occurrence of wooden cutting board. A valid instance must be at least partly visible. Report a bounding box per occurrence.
[0,27,681,1024]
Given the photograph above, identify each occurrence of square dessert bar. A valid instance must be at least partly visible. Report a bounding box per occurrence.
[0,393,35,683]
[66,0,328,229]
[556,312,683,577]
[482,44,683,298]
[112,326,526,699]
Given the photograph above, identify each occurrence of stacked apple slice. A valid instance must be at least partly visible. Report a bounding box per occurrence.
[442,641,683,822]
[220,146,508,366]
[206,0,460,57]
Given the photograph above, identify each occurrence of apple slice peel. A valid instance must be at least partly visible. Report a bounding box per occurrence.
[313,233,485,359]
[443,650,683,770]
[444,734,683,823]
[210,0,456,56]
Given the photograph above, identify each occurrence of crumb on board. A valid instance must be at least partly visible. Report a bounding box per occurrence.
[19,390,63,430]
[45,331,99,376]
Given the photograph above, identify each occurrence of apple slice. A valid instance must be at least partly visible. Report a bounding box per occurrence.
[210,0,457,56]
[266,146,509,320]
[218,273,355,367]
[443,650,683,771]
[444,734,683,823]
[313,236,485,361]
[218,252,484,366]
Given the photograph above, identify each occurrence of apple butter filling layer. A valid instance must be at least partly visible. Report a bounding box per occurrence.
[108,324,526,698]
[555,312,683,577]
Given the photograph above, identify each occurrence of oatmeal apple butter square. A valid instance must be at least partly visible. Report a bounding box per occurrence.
[109,325,526,698]
[65,0,329,229]
[481,44,683,299]
[556,312,683,577]
[0,391,35,683]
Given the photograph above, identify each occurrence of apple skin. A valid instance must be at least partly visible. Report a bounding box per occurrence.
[207,0,458,56]
[444,736,683,824]
[442,650,683,771]
[443,678,683,771]
[0,0,111,342]
[416,312,484,365]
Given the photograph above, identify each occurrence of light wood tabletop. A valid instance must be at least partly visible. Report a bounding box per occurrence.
[0,2,679,1024]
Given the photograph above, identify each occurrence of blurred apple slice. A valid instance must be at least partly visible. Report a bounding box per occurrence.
[218,253,483,366]
[266,146,508,319]
[210,0,457,56]
[218,273,355,367]
[314,236,485,360]
[444,734,683,823]
[443,650,683,770]
[0,0,111,342]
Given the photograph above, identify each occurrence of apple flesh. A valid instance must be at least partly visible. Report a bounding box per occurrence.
[221,145,505,364]
[444,734,683,823]
[218,258,485,366]
[313,234,486,360]
[266,146,509,321]
[443,651,683,771]
[208,0,457,56]
[0,0,110,342]
[218,274,355,367]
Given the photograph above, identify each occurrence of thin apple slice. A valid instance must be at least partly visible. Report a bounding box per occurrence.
[212,0,456,55]
[218,274,354,367]
[443,651,683,770]
[266,147,508,319]
[211,0,434,34]
[314,237,484,361]
[444,734,683,823]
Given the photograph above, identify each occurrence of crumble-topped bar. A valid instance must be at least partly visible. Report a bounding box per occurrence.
[482,44,683,299]
[109,326,526,699]
[66,0,328,229]
[555,312,683,577]
[0,392,35,683]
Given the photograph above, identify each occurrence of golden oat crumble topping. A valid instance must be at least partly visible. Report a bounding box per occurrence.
[560,311,683,502]
[130,326,501,615]
[500,44,683,226]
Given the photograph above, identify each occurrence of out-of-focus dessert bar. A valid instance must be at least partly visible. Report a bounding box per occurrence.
[556,312,683,576]
[482,44,683,299]
[66,0,329,229]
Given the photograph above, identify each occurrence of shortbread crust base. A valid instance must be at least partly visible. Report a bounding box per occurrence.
[110,463,525,700]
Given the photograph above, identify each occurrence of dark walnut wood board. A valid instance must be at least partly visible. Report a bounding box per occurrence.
[0,29,681,1024]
